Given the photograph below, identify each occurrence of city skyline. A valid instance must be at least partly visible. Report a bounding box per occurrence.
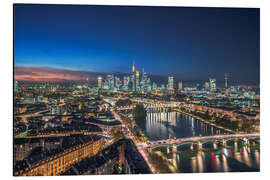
[14,4,260,84]
[14,65,257,86]
[13,4,260,176]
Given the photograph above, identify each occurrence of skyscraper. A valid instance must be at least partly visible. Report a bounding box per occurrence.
[132,61,136,92]
[168,76,174,91]
[132,61,135,74]
[110,74,115,89]
[152,82,157,91]
[123,76,130,91]
[115,76,121,90]
[14,81,19,93]
[209,78,216,92]
[178,81,183,92]
[103,75,111,90]
[204,82,210,91]
[97,77,103,89]
[136,70,140,91]
[161,84,165,90]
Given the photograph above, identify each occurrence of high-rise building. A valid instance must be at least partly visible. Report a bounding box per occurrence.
[14,81,19,93]
[123,76,130,91]
[161,84,165,90]
[178,81,183,91]
[115,76,121,90]
[204,82,210,91]
[140,70,149,92]
[152,82,157,91]
[97,77,103,89]
[103,74,115,90]
[136,70,140,91]
[168,76,174,91]
[209,78,216,92]
[132,62,136,92]
[110,74,115,89]
[103,75,110,90]
[123,76,129,86]
[131,74,135,92]
[132,62,135,74]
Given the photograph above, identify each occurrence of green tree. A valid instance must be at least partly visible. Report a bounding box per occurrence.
[132,104,147,123]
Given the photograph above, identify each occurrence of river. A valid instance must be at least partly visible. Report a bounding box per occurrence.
[138,111,260,173]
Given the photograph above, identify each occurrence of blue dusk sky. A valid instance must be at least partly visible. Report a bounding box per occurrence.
[14,4,260,83]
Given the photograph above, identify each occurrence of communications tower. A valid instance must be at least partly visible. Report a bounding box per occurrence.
[225,73,228,89]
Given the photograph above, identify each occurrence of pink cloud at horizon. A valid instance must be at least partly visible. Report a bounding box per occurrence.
[14,66,101,82]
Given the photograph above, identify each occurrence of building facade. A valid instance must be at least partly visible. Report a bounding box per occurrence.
[14,137,102,176]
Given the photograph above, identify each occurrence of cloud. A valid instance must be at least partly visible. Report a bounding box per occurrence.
[14,66,106,82]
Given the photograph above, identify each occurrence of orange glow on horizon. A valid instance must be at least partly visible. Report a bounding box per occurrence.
[14,67,94,82]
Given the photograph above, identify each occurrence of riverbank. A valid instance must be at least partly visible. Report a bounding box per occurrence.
[175,109,236,134]
[155,144,260,173]
[148,150,179,173]
[115,109,260,173]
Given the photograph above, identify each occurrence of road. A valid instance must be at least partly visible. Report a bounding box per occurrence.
[111,110,158,174]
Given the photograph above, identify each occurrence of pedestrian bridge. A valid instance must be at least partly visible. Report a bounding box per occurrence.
[139,133,260,149]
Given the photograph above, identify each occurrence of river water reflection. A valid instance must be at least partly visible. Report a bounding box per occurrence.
[140,111,226,140]
[138,111,260,172]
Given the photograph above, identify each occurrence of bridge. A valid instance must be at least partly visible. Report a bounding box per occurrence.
[137,133,259,170]
[139,133,260,149]
[115,103,178,111]
[105,97,181,111]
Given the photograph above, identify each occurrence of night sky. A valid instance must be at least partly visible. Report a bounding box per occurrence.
[14,4,260,84]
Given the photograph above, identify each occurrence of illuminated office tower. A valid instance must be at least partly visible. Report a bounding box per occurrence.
[131,74,135,92]
[140,69,146,88]
[161,84,165,90]
[143,76,151,92]
[136,70,140,91]
[209,78,216,92]
[123,76,130,91]
[123,76,130,86]
[168,76,174,91]
[204,82,210,91]
[115,76,121,90]
[132,62,136,92]
[178,81,183,91]
[152,82,157,91]
[103,75,111,90]
[97,77,103,89]
[132,61,135,74]
[14,81,19,93]
[110,74,115,90]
